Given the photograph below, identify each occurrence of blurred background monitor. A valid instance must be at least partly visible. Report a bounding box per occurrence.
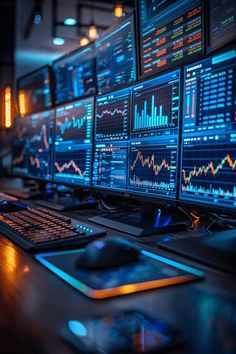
[53,44,96,105]
[95,14,137,94]
[17,66,53,116]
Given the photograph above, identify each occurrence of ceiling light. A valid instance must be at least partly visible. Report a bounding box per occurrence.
[64,18,77,26]
[53,37,65,46]
[80,36,89,47]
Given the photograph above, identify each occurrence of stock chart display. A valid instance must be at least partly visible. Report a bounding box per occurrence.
[209,0,236,51]
[95,88,130,141]
[54,98,93,186]
[128,138,178,198]
[55,98,93,145]
[11,117,30,176]
[53,45,96,105]
[17,67,52,116]
[54,144,92,186]
[138,0,203,77]
[92,143,127,190]
[96,16,136,94]
[27,110,55,179]
[131,70,180,139]
[181,49,236,209]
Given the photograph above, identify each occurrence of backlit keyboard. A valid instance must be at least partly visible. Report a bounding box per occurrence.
[0,207,106,252]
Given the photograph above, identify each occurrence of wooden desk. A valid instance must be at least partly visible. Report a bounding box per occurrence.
[0,214,236,354]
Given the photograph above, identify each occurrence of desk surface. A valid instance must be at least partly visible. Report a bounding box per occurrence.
[0,205,236,353]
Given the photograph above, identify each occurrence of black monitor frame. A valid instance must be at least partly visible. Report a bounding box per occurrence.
[52,42,97,106]
[95,12,138,96]
[16,65,54,116]
[135,0,206,81]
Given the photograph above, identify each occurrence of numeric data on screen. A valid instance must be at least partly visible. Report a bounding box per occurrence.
[92,143,127,191]
[139,0,204,77]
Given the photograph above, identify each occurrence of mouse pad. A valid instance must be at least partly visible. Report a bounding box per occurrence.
[35,249,204,299]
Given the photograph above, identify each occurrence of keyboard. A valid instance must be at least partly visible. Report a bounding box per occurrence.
[0,207,106,252]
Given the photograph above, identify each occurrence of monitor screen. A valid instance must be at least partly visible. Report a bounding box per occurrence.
[128,70,180,199]
[27,110,55,180]
[138,0,204,78]
[11,116,30,176]
[53,44,96,105]
[95,15,137,94]
[92,70,180,200]
[180,49,236,210]
[54,97,94,186]
[17,66,52,116]
[209,0,236,52]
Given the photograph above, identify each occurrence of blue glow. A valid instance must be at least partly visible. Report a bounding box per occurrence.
[68,321,87,337]
[53,37,65,46]
[34,14,42,25]
[64,18,77,26]
[95,240,105,249]
[141,250,205,277]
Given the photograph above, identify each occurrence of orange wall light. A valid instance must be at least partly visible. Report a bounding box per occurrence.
[4,86,12,129]
[19,90,27,117]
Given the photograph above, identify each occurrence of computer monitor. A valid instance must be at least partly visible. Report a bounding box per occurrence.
[209,0,236,52]
[54,97,94,186]
[138,0,204,78]
[17,66,53,116]
[27,110,55,180]
[52,44,96,105]
[180,48,236,211]
[95,15,137,94]
[92,69,180,200]
[11,116,30,176]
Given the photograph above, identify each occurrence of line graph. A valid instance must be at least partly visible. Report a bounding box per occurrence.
[54,148,91,185]
[181,143,236,202]
[95,94,129,141]
[129,146,177,194]
[58,116,87,135]
[28,152,51,179]
[30,124,50,149]
[56,102,93,143]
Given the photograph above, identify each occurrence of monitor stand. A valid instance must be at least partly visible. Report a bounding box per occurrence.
[89,203,189,237]
[35,196,97,212]
[157,228,236,276]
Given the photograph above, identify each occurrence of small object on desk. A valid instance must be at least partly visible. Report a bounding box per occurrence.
[0,207,106,252]
[75,237,140,270]
[0,193,18,202]
[61,311,185,354]
[0,200,29,213]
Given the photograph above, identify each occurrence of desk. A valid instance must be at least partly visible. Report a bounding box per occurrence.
[0,206,236,353]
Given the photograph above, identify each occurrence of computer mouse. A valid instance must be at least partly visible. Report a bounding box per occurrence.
[0,200,29,213]
[75,237,141,270]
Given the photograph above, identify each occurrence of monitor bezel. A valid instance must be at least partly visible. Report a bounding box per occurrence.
[16,65,54,116]
[53,95,95,189]
[135,0,206,81]
[95,12,138,96]
[52,42,97,106]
